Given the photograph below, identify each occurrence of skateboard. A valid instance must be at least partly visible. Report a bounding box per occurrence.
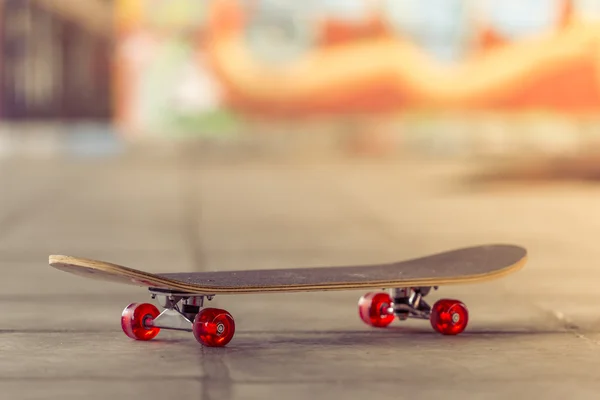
[48,243,527,347]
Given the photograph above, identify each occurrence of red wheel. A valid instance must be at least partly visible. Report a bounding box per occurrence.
[121,302,161,341]
[358,292,395,328]
[193,308,235,347]
[430,299,469,335]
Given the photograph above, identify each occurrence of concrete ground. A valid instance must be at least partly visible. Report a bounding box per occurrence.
[1,150,600,400]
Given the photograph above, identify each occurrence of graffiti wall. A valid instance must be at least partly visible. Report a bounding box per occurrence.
[114,0,600,140]
[114,0,234,138]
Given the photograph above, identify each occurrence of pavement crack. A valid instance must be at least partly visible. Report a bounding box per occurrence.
[549,309,600,346]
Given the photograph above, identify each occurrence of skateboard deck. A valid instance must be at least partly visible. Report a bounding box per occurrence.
[48,243,527,347]
[49,244,526,295]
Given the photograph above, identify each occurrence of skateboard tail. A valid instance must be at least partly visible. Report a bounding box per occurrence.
[49,256,190,292]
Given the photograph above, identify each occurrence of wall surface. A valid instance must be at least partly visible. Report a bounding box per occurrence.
[112,0,600,156]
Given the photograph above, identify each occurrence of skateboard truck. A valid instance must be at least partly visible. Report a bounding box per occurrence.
[147,292,208,331]
[358,286,469,335]
[121,290,235,347]
[391,286,435,320]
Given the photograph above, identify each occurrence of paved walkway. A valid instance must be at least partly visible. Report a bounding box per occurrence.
[1,151,599,399]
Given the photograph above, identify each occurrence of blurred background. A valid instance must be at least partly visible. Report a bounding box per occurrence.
[5,2,600,398]
[3,0,600,167]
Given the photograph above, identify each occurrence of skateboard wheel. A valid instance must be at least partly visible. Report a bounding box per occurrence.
[121,303,161,341]
[358,292,395,328]
[430,299,469,335]
[192,308,235,347]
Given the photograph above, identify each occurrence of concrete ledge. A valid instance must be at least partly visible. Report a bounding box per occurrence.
[2,114,600,161]
[0,122,124,159]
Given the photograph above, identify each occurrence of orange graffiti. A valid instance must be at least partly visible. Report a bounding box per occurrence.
[203,0,600,117]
